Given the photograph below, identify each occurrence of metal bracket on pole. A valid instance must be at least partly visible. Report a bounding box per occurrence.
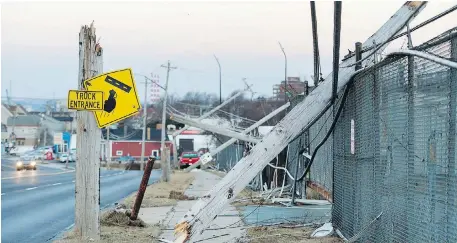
[170,114,260,144]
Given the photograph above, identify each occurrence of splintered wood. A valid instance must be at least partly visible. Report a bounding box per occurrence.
[171,2,428,242]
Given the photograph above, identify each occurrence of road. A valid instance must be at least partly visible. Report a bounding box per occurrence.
[1,157,160,243]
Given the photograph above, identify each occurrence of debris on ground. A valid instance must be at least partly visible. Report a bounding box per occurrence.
[168,190,196,200]
[54,205,160,243]
[100,204,146,227]
[124,170,195,207]
[245,225,343,243]
[53,224,161,243]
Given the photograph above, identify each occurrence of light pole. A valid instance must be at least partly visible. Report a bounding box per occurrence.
[278,42,287,103]
[214,55,222,105]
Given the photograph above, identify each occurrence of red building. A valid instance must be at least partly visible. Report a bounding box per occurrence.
[110,140,174,159]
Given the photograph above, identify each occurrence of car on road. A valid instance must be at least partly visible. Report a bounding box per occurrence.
[179,151,200,169]
[59,154,74,163]
[16,153,38,171]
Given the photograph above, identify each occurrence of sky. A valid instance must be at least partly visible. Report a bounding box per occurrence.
[1,1,457,102]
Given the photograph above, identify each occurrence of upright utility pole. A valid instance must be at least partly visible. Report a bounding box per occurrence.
[74,23,102,241]
[278,42,287,103]
[310,1,320,87]
[214,55,222,105]
[140,77,148,171]
[160,60,176,182]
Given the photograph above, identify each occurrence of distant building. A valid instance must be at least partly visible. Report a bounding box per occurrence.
[6,115,65,146]
[1,103,28,125]
[272,77,310,100]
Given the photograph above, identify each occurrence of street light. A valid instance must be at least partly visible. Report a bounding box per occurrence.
[214,55,222,105]
[278,42,287,103]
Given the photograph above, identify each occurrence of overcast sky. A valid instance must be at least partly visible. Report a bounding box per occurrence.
[2,1,456,102]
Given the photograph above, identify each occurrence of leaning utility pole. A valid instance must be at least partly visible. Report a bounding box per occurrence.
[171,3,427,241]
[160,60,176,182]
[74,23,102,241]
[140,77,148,171]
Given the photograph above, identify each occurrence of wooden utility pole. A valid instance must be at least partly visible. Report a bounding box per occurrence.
[140,77,148,171]
[160,60,176,182]
[74,23,102,241]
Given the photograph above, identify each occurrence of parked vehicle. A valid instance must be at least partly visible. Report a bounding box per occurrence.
[117,155,135,163]
[179,151,200,169]
[9,146,34,156]
[59,154,71,163]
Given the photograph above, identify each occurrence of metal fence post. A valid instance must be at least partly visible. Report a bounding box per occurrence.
[447,36,457,243]
[406,49,415,241]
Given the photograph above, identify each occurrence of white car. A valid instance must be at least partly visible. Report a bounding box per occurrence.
[59,154,70,163]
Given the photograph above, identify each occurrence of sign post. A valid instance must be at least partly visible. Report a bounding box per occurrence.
[71,23,142,241]
[73,23,103,241]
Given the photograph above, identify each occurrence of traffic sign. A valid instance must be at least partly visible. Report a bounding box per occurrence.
[83,68,141,128]
[68,90,104,111]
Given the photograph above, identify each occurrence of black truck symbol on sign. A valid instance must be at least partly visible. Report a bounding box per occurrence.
[102,75,132,114]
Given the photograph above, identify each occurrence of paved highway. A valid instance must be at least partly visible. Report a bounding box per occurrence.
[1,157,160,243]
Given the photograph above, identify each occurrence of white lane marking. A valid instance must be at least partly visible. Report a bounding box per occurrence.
[65,223,75,231]
[1,193,5,196]
[72,180,75,182]
[52,183,62,186]
[25,187,38,191]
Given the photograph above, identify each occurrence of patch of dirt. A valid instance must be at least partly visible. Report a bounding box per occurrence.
[123,170,195,207]
[53,224,161,243]
[100,205,146,227]
[169,190,196,200]
[246,226,343,243]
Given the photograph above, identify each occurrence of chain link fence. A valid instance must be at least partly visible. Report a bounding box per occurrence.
[286,27,457,242]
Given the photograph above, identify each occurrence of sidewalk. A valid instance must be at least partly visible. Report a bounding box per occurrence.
[143,170,247,243]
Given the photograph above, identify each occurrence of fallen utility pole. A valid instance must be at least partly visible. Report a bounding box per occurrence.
[160,60,176,182]
[170,114,260,144]
[171,90,246,167]
[171,2,427,242]
[130,157,156,220]
[183,102,291,172]
[74,23,103,241]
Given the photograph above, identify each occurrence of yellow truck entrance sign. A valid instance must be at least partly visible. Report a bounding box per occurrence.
[68,90,104,111]
[83,68,141,128]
